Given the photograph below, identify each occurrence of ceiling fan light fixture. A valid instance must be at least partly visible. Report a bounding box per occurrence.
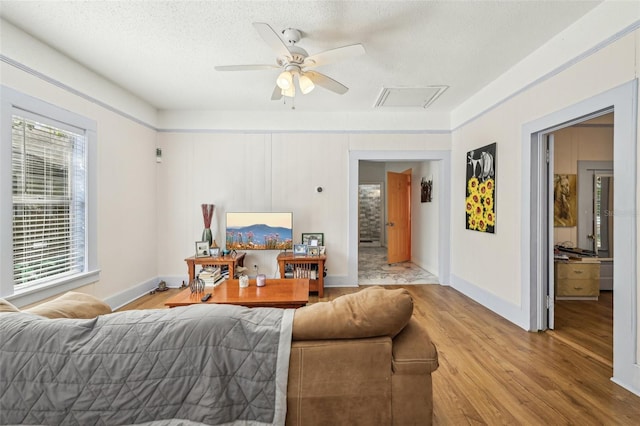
[281,84,296,98]
[276,71,293,90]
[299,74,315,94]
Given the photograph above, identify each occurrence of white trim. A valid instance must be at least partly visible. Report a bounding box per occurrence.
[0,55,156,131]
[348,150,451,287]
[0,85,99,306]
[450,273,527,329]
[521,79,638,396]
[105,276,160,311]
[6,270,101,308]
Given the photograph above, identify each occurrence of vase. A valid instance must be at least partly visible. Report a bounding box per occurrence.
[202,228,213,248]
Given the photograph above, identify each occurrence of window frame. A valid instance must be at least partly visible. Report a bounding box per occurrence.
[0,86,99,307]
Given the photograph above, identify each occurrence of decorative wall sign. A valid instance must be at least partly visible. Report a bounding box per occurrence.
[553,174,577,227]
[466,143,496,233]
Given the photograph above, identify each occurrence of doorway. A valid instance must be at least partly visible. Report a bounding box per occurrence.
[358,183,383,247]
[348,151,451,287]
[523,80,638,392]
[550,113,614,365]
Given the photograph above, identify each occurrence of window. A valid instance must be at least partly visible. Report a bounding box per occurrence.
[1,86,98,306]
[12,116,86,288]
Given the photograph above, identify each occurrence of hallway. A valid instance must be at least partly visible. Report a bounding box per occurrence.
[358,246,439,285]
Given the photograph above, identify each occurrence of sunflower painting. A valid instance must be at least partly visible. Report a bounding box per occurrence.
[466,143,496,233]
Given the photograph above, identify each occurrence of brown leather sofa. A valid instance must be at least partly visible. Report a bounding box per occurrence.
[289,286,439,425]
[1,286,439,425]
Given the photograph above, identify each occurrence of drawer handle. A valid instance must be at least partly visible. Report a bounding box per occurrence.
[573,270,583,274]
[573,286,584,290]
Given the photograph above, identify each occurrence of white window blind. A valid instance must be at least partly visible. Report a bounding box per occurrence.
[12,115,86,289]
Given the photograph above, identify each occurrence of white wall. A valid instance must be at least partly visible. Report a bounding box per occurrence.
[1,25,159,305]
[156,132,449,285]
[451,30,637,308]
[450,21,639,394]
[413,161,440,275]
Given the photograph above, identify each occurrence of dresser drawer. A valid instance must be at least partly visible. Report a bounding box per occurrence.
[554,262,600,280]
[555,278,600,297]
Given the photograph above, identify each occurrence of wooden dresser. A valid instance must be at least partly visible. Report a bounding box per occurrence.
[554,259,600,300]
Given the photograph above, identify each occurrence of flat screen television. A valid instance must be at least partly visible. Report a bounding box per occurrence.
[225,212,293,250]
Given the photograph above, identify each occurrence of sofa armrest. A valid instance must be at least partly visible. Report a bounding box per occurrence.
[287,337,393,426]
[392,317,439,375]
[23,291,112,319]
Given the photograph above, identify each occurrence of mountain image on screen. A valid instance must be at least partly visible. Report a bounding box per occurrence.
[226,223,293,250]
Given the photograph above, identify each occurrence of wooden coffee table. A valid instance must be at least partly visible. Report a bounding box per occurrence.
[165,278,309,309]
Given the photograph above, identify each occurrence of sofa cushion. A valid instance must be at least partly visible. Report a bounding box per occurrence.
[23,291,112,319]
[0,298,20,314]
[292,286,413,341]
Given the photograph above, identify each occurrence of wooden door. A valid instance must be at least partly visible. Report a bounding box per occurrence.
[387,170,411,264]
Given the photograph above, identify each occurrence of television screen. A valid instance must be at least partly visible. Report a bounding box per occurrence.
[225,212,293,250]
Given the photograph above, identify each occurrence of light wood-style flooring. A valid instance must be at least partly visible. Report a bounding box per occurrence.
[118,285,640,424]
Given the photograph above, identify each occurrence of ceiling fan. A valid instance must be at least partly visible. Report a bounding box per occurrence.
[215,22,365,100]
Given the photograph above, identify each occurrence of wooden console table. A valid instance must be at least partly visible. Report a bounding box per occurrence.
[277,252,326,297]
[185,252,246,283]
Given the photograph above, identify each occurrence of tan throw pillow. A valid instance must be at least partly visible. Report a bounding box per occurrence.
[24,291,112,319]
[0,298,20,314]
[292,286,413,341]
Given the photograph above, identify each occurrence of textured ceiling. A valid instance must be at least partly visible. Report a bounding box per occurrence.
[0,1,602,113]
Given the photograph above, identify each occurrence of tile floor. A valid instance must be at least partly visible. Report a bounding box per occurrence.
[358,246,439,285]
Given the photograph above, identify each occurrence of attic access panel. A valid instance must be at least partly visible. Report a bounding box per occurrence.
[374,86,448,109]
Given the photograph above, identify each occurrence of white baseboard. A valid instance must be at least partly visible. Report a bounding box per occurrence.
[450,274,528,330]
[105,277,159,311]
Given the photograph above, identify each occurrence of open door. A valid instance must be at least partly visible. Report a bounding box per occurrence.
[386,170,411,264]
[547,134,555,329]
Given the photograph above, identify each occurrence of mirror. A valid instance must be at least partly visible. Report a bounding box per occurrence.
[594,174,613,257]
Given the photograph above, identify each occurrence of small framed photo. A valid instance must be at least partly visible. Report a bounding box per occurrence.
[308,246,320,256]
[195,241,210,257]
[293,244,308,256]
[210,247,220,257]
[319,246,326,255]
[302,233,324,246]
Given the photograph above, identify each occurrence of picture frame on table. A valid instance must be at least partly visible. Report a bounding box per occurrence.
[293,244,308,256]
[318,246,326,255]
[308,246,320,256]
[195,241,210,257]
[302,232,324,246]
[210,247,220,257]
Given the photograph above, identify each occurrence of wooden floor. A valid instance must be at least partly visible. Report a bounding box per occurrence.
[552,291,613,367]
[118,285,640,424]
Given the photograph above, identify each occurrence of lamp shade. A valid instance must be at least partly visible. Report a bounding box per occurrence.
[281,84,296,98]
[276,71,293,90]
[299,74,315,94]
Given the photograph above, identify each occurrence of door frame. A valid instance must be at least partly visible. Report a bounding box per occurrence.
[522,80,638,394]
[348,150,451,286]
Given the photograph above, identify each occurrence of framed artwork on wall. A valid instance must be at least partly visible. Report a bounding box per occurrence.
[302,233,324,246]
[466,142,496,233]
[553,174,577,227]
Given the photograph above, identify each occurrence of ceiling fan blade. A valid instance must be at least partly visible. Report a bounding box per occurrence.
[304,44,365,67]
[305,71,349,95]
[215,64,279,71]
[252,22,291,58]
[271,85,283,101]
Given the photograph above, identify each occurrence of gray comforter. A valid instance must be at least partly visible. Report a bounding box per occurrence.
[0,304,294,426]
